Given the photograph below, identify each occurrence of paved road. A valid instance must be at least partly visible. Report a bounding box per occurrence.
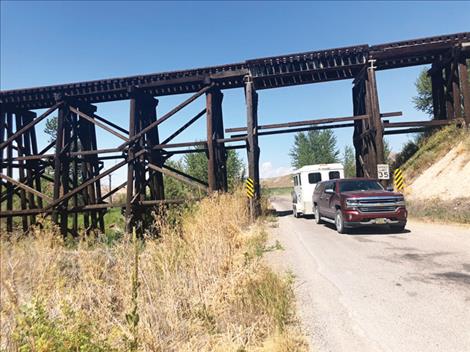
[267,196,470,352]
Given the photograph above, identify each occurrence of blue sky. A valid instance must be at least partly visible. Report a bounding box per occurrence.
[1,1,469,183]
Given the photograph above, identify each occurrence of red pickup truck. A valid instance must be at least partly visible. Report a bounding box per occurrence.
[312,178,407,233]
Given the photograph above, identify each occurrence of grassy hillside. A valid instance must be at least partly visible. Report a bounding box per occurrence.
[0,191,307,351]
[400,125,470,180]
[398,125,470,224]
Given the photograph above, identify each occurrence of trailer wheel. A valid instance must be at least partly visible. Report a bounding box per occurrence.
[293,205,299,218]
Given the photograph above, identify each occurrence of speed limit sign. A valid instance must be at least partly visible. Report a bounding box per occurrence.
[377,164,390,180]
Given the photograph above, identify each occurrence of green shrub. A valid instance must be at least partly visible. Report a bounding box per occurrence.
[12,299,115,352]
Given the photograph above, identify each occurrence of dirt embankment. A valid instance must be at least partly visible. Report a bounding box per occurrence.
[400,126,470,224]
[261,175,293,189]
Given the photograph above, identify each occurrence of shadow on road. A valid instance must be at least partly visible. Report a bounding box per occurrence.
[321,222,411,235]
[274,210,293,217]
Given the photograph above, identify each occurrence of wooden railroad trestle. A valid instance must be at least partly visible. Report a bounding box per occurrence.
[1,32,469,234]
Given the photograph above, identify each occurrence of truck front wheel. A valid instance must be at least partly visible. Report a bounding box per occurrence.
[335,210,347,234]
[314,205,323,224]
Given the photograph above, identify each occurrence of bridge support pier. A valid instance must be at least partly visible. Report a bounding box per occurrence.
[125,90,163,234]
[206,88,227,192]
[352,62,384,179]
[245,76,260,218]
[458,55,470,126]
[430,48,470,125]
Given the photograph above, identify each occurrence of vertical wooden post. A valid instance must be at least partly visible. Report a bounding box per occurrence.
[445,65,455,120]
[29,113,42,211]
[52,101,66,229]
[6,112,14,232]
[0,110,5,232]
[458,56,470,126]
[144,96,164,201]
[245,75,260,218]
[14,112,28,232]
[352,83,364,177]
[59,106,72,233]
[21,111,38,226]
[452,56,462,119]
[88,109,105,233]
[367,61,385,175]
[214,90,227,192]
[125,93,137,233]
[71,110,79,235]
[206,88,227,192]
[431,64,446,120]
[206,90,217,192]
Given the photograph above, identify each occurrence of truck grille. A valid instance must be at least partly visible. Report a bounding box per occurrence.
[358,206,397,213]
[352,197,403,213]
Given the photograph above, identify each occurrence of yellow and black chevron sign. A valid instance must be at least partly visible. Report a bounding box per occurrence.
[394,168,404,191]
[245,178,255,199]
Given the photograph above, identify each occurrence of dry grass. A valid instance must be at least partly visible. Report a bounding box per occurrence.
[406,197,470,224]
[0,191,307,351]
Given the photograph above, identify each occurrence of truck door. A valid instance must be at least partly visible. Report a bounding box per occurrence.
[321,181,336,218]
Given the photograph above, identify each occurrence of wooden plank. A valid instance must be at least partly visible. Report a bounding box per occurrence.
[383,119,461,128]
[384,127,440,135]
[70,106,129,141]
[118,84,214,151]
[161,108,206,144]
[147,162,209,192]
[0,173,52,201]
[0,103,61,151]
[92,112,129,135]
[225,114,369,133]
[44,154,136,212]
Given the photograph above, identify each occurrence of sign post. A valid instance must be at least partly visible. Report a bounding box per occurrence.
[377,164,390,180]
[245,178,255,223]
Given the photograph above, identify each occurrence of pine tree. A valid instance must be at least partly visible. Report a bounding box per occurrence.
[289,130,340,169]
[342,146,355,177]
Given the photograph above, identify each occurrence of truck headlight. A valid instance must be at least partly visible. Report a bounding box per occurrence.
[345,199,359,208]
[396,197,405,206]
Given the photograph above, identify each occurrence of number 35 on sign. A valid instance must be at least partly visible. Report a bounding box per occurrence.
[377,164,390,180]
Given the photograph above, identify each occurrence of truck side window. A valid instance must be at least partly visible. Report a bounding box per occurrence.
[323,181,334,193]
[308,172,322,184]
[329,171,340,180]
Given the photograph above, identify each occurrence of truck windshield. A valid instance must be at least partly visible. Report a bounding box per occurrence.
[339,180,384,192]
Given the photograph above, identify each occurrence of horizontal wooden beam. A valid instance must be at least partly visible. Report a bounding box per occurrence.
[225,112,401,133]
[231,122,355,138]
[0,199,196,217]
[383,118,463,129]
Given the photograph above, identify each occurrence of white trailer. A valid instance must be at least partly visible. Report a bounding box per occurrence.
[292,163,344,217]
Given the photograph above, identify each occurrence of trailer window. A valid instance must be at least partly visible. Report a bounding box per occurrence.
[329,171,340,180]
[293,176,298,186]
[308,172,322,184]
